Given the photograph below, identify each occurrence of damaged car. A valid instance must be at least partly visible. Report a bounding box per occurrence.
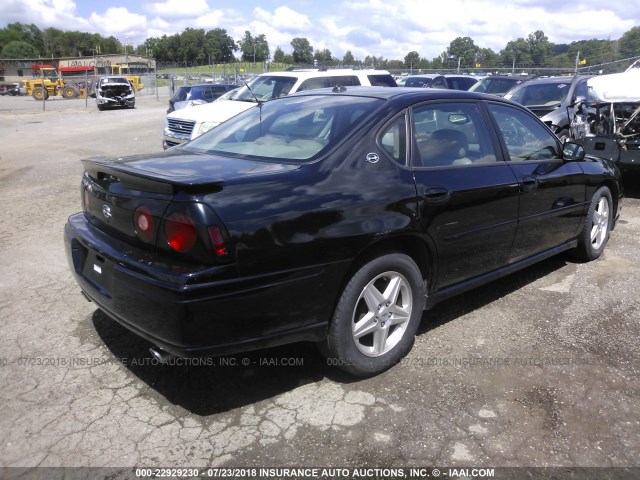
[569,62,640,173]
[95,76,135,111]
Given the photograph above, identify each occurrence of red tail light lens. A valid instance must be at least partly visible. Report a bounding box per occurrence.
[165,212,197,252]
[134,206,154,243]
[208,226,228,256]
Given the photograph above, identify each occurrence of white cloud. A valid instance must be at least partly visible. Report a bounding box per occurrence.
[144,0,209,18]
[0,0,638,63]
[88,8,147,37]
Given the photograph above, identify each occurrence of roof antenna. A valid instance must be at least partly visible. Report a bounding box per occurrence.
[244,81,264,106]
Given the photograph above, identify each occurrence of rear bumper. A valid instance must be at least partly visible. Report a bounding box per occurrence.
[65,213,336,357]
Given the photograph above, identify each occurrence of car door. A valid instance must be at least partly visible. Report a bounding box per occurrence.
[485,102,586,262]
[409,101,521,290]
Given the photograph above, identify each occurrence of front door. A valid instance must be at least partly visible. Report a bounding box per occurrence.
[485,102,586,263]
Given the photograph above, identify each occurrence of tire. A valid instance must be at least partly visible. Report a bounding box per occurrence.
[324,253,425,376]
[61,85,79,99]
[97,104,105,111]
[573,186,613,261]
[32,87,48,101]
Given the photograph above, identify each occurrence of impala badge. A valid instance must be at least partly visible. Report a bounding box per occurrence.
[102,205,112,220]
[366,153,380,164]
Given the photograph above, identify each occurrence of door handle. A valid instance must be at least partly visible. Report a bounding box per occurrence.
[424,187,452,205]
[521,175,538,191]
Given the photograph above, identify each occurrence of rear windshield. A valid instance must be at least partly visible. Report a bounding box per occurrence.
[183,95,384,162]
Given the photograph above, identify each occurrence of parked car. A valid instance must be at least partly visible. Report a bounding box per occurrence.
[504,75,595,143]
[0,83,20,95]
[162,69,397,148]
[167,83,239,113]
[398,74,478,91]
[468,75,528,96]
[569,67,640,174]
[399,74,440,88]
[94,76,135,111]
[65,87,621,377]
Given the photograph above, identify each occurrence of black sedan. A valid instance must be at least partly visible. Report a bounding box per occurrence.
[65,87,622,376]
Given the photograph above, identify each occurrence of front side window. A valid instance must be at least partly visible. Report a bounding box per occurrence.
[487,103,560,161]
[411,102,497,167]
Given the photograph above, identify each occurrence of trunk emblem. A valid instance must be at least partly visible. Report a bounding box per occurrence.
[102,205,112,220]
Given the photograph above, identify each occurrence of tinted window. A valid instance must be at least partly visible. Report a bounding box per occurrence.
[368,74,397,87]
[487,103,560,161]
[506,81,571,107]
[404,77,433,88]
[298,76,360,91]
[185,96,384,162]
[412,102,497,167]
[379,115,407,164]
[430,76,447,89]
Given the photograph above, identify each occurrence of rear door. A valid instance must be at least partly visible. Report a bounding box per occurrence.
[408,100,520,289]
[485,102,586,262]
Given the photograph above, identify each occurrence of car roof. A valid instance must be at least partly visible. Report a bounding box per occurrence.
[256,69,392,79]
[287,85,513,103]
[100,76,128,81]
[521,75,587,85]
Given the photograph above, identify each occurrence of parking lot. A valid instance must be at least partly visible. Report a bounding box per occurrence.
[0,91,639,477]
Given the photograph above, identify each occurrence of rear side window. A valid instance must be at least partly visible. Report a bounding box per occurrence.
[367,75,397,87]
[411,102,497,167]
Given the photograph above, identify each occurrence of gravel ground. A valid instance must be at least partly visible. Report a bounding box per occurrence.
[0,91,638,478]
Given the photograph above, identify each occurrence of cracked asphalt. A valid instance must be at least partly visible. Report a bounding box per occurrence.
[0,90,638,477]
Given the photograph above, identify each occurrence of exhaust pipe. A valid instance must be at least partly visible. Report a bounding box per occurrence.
[149,346,176,364]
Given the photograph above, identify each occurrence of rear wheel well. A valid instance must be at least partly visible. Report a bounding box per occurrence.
[341,235,434,300]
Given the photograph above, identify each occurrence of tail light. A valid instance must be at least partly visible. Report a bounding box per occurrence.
[208,226,228,256]
[134,205,154,243]
[165,212,197,252]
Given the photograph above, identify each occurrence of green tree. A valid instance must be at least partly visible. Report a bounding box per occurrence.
[314,48,333,64]
[500,38,532,68]
[527,30,553,66]
[291,37,313,64]
[178,28,206,64]
[342,50,355,65]
[447,36,479,68]
[404,51,420,70]
[204,28,237,63]
[1,40,38,58]
[618,26,640,59]
[273,46,285,62]
[238,31,269,62]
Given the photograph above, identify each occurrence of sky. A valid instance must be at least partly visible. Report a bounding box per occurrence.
[1,0,639,61]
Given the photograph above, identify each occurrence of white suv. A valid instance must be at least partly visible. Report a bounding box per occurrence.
[163,69,397,149]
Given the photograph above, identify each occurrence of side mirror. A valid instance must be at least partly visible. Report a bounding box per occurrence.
[562,142,585,161]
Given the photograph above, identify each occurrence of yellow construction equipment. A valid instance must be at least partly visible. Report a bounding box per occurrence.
[109,64,144,92]
[23,65,84,100]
